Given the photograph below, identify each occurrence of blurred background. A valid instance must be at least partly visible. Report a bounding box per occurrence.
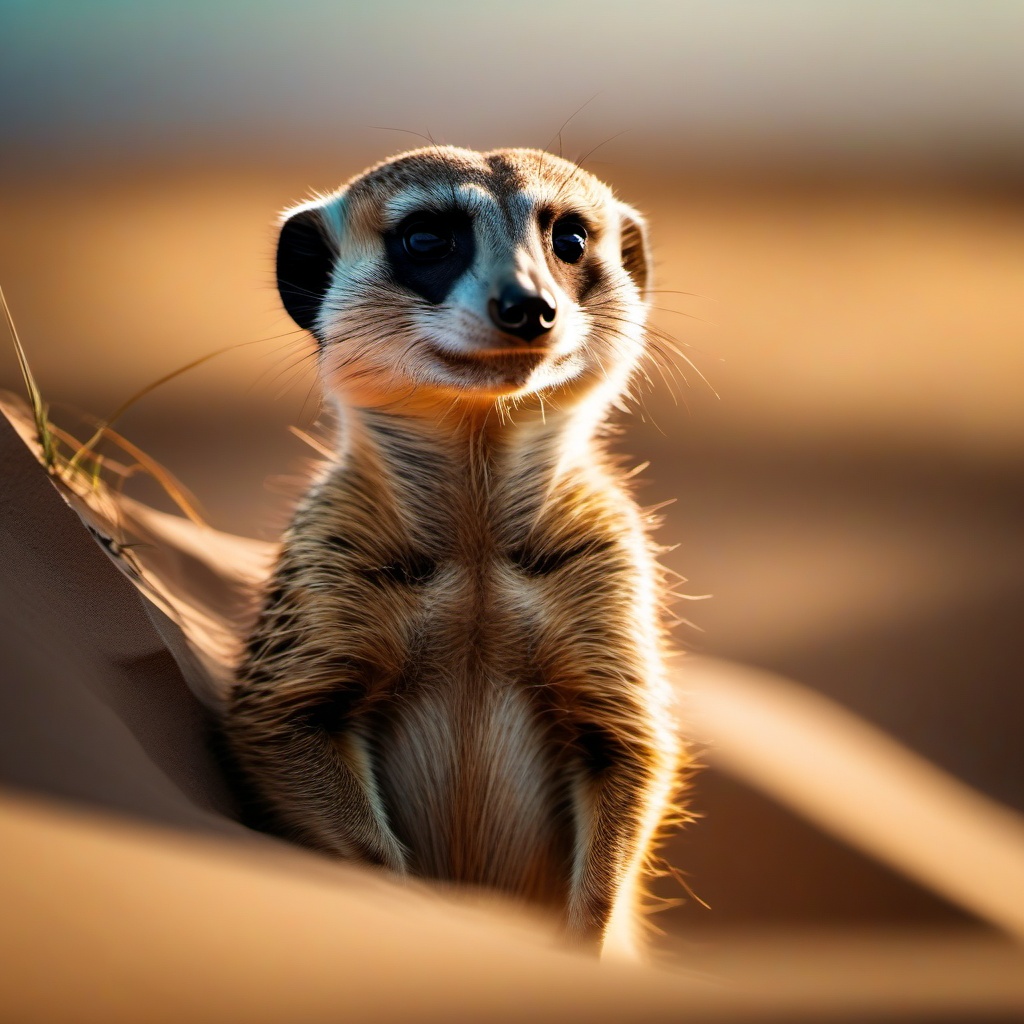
[1,0,1022,943]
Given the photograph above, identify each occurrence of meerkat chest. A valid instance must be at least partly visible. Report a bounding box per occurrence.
[385,506,624,676]
[293,460,643,893]
[372,662,567,899]
[360,512,631,897]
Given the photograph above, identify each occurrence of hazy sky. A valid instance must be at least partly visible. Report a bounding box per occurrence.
[2,1,1023,166]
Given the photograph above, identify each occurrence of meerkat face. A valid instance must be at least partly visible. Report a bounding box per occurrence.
[276,146,651,411]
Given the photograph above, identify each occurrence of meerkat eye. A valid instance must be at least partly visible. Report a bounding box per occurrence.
[402,215,455,261]
[552,219,587,264]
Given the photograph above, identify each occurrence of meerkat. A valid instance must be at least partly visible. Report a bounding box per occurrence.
[223,146,685,958]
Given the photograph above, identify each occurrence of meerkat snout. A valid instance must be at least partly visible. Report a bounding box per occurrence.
[487,276,557,342]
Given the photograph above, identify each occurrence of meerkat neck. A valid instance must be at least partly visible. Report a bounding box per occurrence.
[325,397,614,526]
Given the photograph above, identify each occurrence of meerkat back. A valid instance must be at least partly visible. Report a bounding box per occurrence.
[224,146,684,958]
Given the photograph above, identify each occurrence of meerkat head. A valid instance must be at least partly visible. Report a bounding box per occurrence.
[276,146,651,413]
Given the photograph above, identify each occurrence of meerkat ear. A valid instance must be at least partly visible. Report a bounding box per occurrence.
[276,204,337,338]
[617,202,651,298]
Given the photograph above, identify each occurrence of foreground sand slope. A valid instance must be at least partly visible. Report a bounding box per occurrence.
[3,406,1024,1022]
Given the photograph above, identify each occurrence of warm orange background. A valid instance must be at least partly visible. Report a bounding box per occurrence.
[2,2,1022,942]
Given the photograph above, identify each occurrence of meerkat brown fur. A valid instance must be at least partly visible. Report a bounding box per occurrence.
[225,146,685,957]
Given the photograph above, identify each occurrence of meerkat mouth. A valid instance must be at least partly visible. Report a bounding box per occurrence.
[429,345,550,368]
[427,344,554,392]
[460,346,551,358]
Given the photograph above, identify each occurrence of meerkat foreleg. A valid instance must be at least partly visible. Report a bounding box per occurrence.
[227,686,407,872]
[565,760,657,952]
[560,690,678,957]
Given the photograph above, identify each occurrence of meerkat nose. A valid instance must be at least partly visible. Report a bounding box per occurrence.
[488,281,557,342]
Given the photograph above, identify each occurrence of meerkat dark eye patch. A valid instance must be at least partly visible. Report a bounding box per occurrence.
[276,208,337,340]
[551,218,587,264]
[402,216,456,261]
[385,210,474,305]
[543,212,604,303]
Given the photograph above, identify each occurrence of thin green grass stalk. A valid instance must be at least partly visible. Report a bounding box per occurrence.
[1,284,57,470]
[2,280,207,525]
[90,453,104,490]
[47,423,96,473]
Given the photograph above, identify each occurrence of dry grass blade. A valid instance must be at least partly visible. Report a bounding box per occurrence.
[1,284,56,470]
[45,422,134,483]
[68,339,266,473]
[90,422,207,526]
[0,289,207,528]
